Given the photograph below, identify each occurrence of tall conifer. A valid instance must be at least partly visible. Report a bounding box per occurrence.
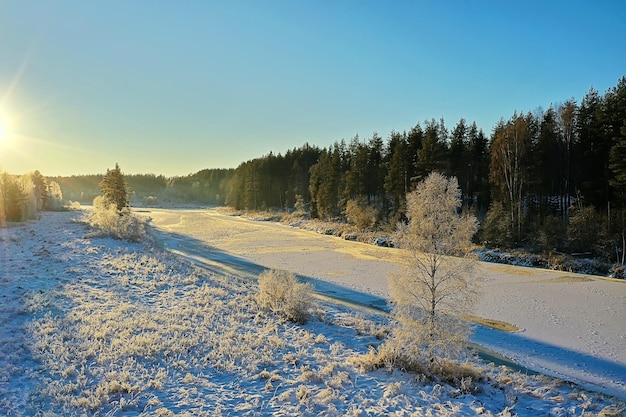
[99,163,129,211]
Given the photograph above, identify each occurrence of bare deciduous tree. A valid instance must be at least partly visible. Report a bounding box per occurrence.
[489,114,531,243]
[387,172,479,368]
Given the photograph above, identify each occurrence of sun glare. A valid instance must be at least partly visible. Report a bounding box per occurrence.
[0,114,12,145]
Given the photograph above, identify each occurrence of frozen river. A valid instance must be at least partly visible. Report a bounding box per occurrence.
[144,208,626,400]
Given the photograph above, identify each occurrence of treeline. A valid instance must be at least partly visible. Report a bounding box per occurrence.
[0,170,63,225]
[53,169,234,207]
[228,122,486,220]
[226,121,489,218]
[227,77,626,263]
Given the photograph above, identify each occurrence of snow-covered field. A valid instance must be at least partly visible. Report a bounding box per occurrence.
[1,209,624,416]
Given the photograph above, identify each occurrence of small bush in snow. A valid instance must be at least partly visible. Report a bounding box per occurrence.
[88,196,143,241]
[610,263,625,280]
[481,200,513,248]
[256,269,314,324]
[294,194,307,215]
[345,197,378,230]
[67,201,82,211]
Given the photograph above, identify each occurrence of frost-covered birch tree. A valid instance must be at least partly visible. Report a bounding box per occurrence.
[387,172,478,369]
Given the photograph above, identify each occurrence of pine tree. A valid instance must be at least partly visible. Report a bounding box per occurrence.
[31,170,49,210]
[576,87,610,208]
[449,118,469,202]
[415,119,448,180]
[309,148,342,219]
[384,131,409,219]
[99,163,129,211]
[467,122,489,212]
[406,123,424,186]
[609,118,626,266]
[535,106,562,213]
[344,136,369,200]
[366,132,385,204]
[609,121,626,189]
[557,99,577,219]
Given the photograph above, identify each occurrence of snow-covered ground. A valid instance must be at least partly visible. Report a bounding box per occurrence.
[1,209,624,416]
[143,208,626,400]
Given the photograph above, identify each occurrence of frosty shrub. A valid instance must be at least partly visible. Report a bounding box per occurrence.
[19,174,38,220]
[535,214,566,253]
[67,201,82,211]
[294,194,306,215]
[610,263,625,280]
[88,196,143,241]
[142,195,158,207]
[0,171,32,223]
[567,206,603,255]
[481,201,512,247]
[256,269,314,324]
[345,197,378,230]
[45,180,64,210]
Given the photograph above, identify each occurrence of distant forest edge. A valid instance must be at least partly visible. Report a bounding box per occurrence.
[53,169,234,207]
[2,76,626,270]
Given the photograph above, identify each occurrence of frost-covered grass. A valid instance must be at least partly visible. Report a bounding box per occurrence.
[1,211,624,416]
[476,248,613,277]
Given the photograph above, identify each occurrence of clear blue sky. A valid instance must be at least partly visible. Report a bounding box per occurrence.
[1,1,625,176]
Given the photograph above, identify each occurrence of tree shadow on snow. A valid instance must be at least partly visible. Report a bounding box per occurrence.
[150,225,626,400]
[148,227,390,313]
[472,325,626,400]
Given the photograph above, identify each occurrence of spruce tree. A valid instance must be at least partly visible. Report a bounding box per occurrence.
[384,131,409,219]
[449,118,469,200]
[576,87,609,208]
[609,122,626,189]
[32,170,49,210]
[467,122,488,211]
[415,119,448,180]
[99,163,129,211]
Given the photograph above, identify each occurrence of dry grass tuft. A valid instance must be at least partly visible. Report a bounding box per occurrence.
[256,269,314,324]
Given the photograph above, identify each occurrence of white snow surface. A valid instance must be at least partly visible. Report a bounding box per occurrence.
[0,209,624,416]
[143,209,626,400]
